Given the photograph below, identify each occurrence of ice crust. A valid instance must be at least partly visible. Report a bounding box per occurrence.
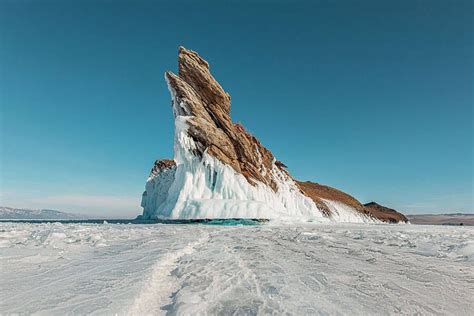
[141,88,374,222]
[1,222,473,314]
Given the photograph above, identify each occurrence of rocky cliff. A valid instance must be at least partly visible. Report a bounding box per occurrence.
[363,202,408,223]
[141,47,406,223]
[164,48,279,191]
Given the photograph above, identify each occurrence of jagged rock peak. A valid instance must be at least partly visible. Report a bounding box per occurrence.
[140,46,408,223]
[176,47,230,115]
[165,46,280,191]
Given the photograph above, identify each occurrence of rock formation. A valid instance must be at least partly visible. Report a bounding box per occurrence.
[363,202,408,223]
[140,47,407,223]
[164,48,279,191]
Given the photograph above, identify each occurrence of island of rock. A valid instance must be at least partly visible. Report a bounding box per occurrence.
[141,47,407,223]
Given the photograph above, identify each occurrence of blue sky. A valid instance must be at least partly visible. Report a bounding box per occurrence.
[1,0,472,217]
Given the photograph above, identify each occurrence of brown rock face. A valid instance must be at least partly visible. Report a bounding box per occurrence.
[149,159,176,177]
[296,182,408,223]
[296,181,367,216]
[363,202,408,223]
[166,47,279,190]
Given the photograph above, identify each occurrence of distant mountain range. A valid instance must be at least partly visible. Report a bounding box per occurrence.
[0,206,89,220]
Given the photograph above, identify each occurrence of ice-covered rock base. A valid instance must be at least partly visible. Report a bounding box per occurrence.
[141,124,373,222]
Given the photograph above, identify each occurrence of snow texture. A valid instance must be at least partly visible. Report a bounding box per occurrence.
[1,222,473,315]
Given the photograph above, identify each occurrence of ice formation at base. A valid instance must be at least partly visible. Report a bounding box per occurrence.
[142,137,373,222]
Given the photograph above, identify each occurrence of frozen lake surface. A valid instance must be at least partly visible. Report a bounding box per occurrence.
[1,222,473,315]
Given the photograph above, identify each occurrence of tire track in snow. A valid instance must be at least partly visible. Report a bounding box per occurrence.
[127,233,210,315]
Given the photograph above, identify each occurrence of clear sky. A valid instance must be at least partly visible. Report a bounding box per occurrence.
[1,0,472,217]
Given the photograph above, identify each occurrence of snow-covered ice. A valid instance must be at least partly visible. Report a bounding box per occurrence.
[1,222,473,315]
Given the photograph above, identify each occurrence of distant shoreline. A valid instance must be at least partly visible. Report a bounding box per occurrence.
[407,214,474,226]
[0,218,267,225]
[1,216,473,226]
